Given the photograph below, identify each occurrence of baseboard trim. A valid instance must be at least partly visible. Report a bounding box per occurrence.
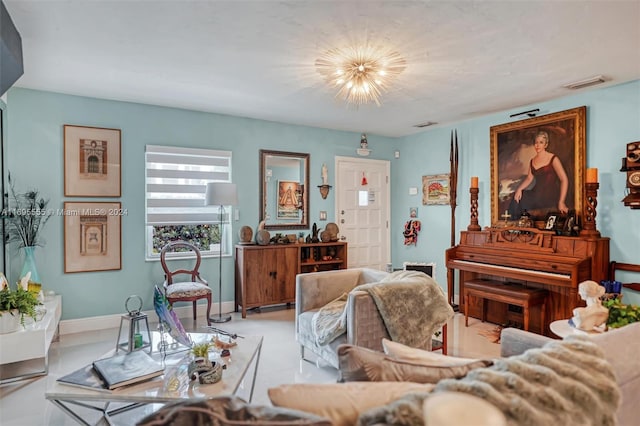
[59,301,236,335]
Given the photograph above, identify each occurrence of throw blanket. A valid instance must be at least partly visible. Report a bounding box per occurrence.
[312,271,454,350]
[357,336,620,426]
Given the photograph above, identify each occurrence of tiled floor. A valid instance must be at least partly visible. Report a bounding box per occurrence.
[0,309,500,425]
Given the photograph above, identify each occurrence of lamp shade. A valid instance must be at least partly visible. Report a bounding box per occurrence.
[205,182,238,206]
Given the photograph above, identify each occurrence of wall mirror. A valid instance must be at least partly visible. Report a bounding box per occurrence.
[259,149,309,230]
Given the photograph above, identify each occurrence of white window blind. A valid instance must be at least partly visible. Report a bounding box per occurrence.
[145,145,232,225]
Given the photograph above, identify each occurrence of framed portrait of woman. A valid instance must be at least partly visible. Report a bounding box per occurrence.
[490,106,586,225]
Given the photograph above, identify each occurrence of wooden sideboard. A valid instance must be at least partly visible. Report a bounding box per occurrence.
[235,242,347,318]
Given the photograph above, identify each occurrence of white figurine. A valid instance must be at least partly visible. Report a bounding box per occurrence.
[321,163,328,185]
[571,280,609,331]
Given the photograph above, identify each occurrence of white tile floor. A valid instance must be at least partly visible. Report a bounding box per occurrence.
[0,309,500,426]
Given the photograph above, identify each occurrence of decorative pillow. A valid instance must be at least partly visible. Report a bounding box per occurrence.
[137,395,332,426]
[268,382,435,426]
[356,390,506,426]
[337,344,492,383]
[382,338,483,366]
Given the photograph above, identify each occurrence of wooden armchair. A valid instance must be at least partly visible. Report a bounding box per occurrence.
[160,241,212,326]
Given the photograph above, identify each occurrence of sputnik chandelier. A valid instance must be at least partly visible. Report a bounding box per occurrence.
[315,45,406,106]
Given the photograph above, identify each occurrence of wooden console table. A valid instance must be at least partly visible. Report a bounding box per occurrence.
[0,295,62,383]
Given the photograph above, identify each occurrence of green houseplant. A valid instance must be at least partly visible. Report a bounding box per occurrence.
[0,274,41,330]
[602,297,640,329]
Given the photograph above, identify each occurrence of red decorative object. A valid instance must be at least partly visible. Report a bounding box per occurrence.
[361,172,368,186]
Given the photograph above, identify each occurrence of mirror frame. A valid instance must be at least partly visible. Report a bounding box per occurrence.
[259,149,310,230]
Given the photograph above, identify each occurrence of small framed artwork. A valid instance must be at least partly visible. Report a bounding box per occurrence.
[64,202,122,273]
[277,180,302,219]
[545,214,557,230]
[422,174,450,205]
[64,125,121,197]
[409,207,418,218]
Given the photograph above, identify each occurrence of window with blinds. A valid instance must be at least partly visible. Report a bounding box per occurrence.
[145,145,233,259]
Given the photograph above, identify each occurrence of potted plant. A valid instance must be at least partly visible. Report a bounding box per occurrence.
[0,273,41,333]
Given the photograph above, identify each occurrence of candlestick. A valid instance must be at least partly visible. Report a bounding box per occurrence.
[580,182,601,237]
[586,168,598,183]
[467,187,481,231]
[470,176,478,188]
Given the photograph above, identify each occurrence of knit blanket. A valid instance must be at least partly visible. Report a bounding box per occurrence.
[312,271,454,350]
[357,335,620,426]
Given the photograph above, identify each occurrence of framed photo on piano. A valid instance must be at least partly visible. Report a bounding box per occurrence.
[490,106,586,226]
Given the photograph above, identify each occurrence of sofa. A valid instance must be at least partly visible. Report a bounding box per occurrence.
[500,322,640,426]
[138,322,639,426]
[270,323,638,425]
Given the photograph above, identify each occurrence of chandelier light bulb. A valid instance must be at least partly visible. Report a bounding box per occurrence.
[315,45,406,106]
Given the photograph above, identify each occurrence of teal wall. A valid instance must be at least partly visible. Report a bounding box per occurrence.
[5,88,395,319]
[393,80,640,305]
[5,81,640,320]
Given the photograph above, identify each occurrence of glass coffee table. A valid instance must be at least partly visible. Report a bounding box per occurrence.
[46,332,262,425]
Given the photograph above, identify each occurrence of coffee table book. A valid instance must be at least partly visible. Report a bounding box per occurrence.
[56,364,110,393]
[92,350,164,390]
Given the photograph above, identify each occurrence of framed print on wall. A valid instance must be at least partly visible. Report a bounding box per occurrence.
[64,202,122,273]
[490,106,586,225]
[64,125,121,197]
[422,174,450,205]
[277,180,302,219]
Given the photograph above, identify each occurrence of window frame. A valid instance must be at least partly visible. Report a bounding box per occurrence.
[145,145,233,261]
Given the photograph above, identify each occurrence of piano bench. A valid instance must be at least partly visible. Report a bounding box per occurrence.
[464,280,548,332]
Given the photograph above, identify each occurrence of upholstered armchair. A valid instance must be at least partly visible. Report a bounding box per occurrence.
[295,268,391,368]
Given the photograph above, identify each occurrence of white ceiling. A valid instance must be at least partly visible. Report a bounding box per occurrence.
[5,1,640,137]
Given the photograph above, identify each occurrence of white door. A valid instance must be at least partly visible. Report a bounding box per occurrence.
[335,156,390,270]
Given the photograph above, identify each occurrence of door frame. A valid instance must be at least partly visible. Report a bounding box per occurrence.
[334,156,391,267]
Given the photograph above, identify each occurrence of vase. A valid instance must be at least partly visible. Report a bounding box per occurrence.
[20,246,42,285]
[0,309,21,334]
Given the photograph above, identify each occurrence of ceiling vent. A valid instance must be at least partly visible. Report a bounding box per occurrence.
[413,121,438,128]
[562,75,606,90]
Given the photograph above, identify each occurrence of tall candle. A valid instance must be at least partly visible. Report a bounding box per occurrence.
[470,176,479,188]
[586,168,598,183]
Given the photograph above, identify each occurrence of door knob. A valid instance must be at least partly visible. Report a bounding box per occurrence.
[341,210,345,215]
[340,235,346,241]
[340,219,345,224]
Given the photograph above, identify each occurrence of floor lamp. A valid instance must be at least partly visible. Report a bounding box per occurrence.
[205,182,238,323]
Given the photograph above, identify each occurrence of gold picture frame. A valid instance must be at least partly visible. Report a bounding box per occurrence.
[490,106,586,225]
[64,202,122,273]
[64,125,121,197]
[422,174,450,205]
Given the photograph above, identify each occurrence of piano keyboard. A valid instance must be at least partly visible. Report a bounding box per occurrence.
[451,259,571,282]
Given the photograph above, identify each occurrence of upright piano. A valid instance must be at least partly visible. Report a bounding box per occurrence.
[446,227,609,335]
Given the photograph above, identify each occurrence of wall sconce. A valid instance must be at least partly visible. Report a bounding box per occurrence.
[318,163,332,199]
